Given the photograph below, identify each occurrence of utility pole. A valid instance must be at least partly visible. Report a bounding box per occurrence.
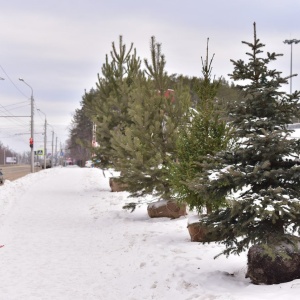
[55,136,58,166]
[44,119,47,168]
[37,109,47,169]
[283,39,300,94]
[60,142,63,166]
[52,130,54,168]
[19,78,34,173]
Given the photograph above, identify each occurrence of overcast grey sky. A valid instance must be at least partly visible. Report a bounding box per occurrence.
[0,0,299,153]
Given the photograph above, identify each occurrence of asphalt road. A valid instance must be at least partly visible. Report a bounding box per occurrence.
[0,164,41,182]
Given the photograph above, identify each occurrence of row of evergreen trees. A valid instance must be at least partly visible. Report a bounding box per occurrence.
[70,23,300,257]
[73,35,236,202]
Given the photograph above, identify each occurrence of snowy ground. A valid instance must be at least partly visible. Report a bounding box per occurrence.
[0,166,300,300]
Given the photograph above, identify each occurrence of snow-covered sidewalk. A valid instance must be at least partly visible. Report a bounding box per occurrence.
[0,167,112,299]
[0,166,299,300]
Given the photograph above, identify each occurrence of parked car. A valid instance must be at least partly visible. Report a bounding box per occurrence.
[42,159,52,169]
[85,160,94,168]
[34,162,41,167]
[0,170,4,185]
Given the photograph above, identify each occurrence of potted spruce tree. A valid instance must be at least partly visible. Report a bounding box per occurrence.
[190,23,300,284]
[169,39,232,240]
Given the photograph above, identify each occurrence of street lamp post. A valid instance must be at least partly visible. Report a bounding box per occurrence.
[48,124,55,168]
[0,78,4,164]
[19,78,34,173]
[283,39,300,94]
[37,109,47,169]
[51,130,54,167]
[55,136,58,166]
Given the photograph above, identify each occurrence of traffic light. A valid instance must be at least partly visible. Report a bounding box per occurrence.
[29,137,33,148]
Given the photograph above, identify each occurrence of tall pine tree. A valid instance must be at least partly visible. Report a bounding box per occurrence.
[169,38,231,213]
[84,36,141,169]
[69,90,94,165]
[111,37,191,200]
[191,23,300,256]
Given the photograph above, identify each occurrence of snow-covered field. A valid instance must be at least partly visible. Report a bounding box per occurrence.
[0,166,300,300]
